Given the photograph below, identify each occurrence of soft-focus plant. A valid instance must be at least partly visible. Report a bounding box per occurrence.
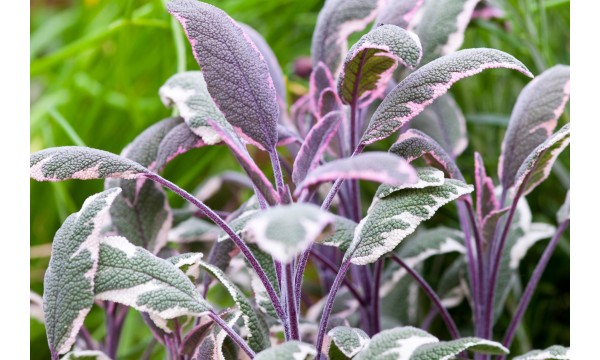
[30,0,570,359]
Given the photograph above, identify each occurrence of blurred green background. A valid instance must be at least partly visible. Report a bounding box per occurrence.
[30,0,569,358]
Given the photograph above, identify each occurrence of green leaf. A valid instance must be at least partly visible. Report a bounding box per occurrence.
[244,204,335,263]
[337,24,422,106]
[94,236,212,332]
[168,252,205,283]
[410,337,508,359]
[327,326,370,359]
[353,327,438,360]
[255,341,316,360]
[44,188,121,355]
[30,146,148,182]
[316,216,358,252]
[193,311,241,360]
[376,167,445,199]
[347,178,473,265]
[513,345,570,360]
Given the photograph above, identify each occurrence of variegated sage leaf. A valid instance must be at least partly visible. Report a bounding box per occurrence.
[376,166,445,199]
[311,0,387,74]
[353,326,438,360]
[499,65,570,190]
[390,129,463,180]
[244,204,335,263]
[327,326,370,359]
[106,118,178,254]
[514,124,570,196]
[44,188,121,355]
[416,0,480,65]
[168,0,279,151]
[474,152,499,222]
[169,217,220,244]
[159,71,230,145]
[197,258,270,352]
[296,152,418,195]
[375,0,424,29]
[316,216,358,252]
[347,178,473,265]
[255,341,316,360]
[193,311,241,360]
[61,350,111,360]
[410,94,467,158]
[411,338,508,359]
[292,111,343,185]
[338,24,422,107]
[513,345,570,360]
[30,146,148,181]
[155,122,206,172]
[94,236,212,332]
[558,190,570,223]
[168,252,205,283]
[361,48,532,146]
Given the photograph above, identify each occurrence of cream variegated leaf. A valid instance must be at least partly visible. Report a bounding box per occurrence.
[513,345,570,360]
[244,204,335,263]
[94,236,212,332]
[410,338,508,359]
[44,188,121,355]
[316,216,357,252]
[353,327,438,360]
[255,341,316,360]
[347,178,473,265]
[376,167,445,198]
[61,350,112,360]
[327,326,370,359]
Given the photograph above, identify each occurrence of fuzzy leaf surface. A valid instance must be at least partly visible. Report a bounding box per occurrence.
[361,48,532,146]
[375,0,424,29]
[376,166,445,198]
[168,0,279,151]
[499,65,570,190]
[337,24,422,106]
[353,327,438,360]
[316,216,358,252]
[513,345,570,360]
[255,341,316,360]
[44,189,121,355]
[328,326,370,359]
[410,337,508,359]
[347,178,473,265]
[155,122,206,172]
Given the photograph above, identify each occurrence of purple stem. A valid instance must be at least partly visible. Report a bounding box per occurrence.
[500,220,570,354]
[78,325,96,350]
[315,260,352,359]
[284,262,300,340]
[463,199,487,334]
[144,173,287,327]
[207,311,255,359]
[390,254,461,339]
[370,259,383,335]
[310,250,367,306]
[269,148,286,197]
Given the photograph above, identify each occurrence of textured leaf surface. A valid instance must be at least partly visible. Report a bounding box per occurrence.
[255,341,316,360]
[411,337,508,359]
[337,24,422,106]
[159,71,230,145]
[316,216,358,252]
[168,252,205,282]
[318,87,344,117]
[514,124,570,196]
[95,236,211,331]
[557,190,570,223]
[499,65,570,189]
[169,217,220,243]
[193,311,241,360]
[44,189,121,355]
[375,0,424,29]
[354,327,438,360]
[297,152,418,194]
[293,111,343,184]
[311,0,386,74]
[410,94,467,158]
[328,326,370,359]
[198,258,270,352]
[416,0,480,65]
[30,146,148,181]
[244,204,335,263]
[168,0,279,151]
[361,48,532,145]
[310,62,336,115]
[347,178,473,265]
[513,345,570,360]
[390,129,463,180]
[61,350,111,360]
[155,122,206,172]
[376,166,445,198]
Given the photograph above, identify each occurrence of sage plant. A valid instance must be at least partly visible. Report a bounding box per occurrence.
[30,0,570,359]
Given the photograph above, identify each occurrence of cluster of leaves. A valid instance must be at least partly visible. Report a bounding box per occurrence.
[30,0,570,359]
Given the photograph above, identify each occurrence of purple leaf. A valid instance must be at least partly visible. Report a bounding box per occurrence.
[337,24,422,107]
[514,123,570,196]
[361,48,532,146]
[30,146,149,181]
[416,0,480,65]
[474,152,498,222]
[318,87,344,117]
[292,111,344,185]
[296,152,418,194]
[277,124,302,146]
[390,129,463,180]
[155,123,207,172]
[207,119,279,205]
[309,62,335,115]
[375,0,424,29]
[311,0,388,75]
[498,65,570,190]
[410,93,467,158]
[290,94,315,137]
[168,0,279,151]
